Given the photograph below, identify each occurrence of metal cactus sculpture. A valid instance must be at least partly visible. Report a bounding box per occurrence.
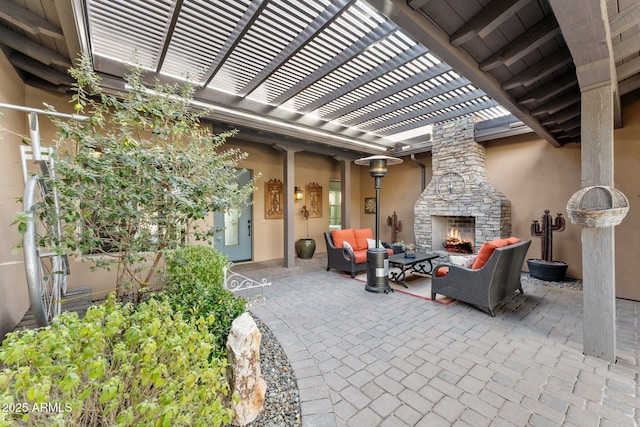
[531,210,565,261]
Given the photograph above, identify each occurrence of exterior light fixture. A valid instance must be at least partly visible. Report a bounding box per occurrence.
[294,186,303,201]
[354,155,403,293]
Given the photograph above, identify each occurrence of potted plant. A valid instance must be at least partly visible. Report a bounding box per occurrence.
[527,209,568,281]
[295,205,316,259]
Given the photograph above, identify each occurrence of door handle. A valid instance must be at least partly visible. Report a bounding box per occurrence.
[247,219,251,237]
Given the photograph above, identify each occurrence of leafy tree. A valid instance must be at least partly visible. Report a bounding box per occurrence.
[45,55,255,301]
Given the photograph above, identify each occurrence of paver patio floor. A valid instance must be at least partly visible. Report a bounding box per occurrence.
[237,254,639,427]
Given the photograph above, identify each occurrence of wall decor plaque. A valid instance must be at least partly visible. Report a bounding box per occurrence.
[305,182,322,218]
[265,179,284,219]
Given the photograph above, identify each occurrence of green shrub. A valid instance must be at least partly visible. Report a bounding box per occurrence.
[162,245,246,357]
[0,295,234,427]
[165,245,228,289]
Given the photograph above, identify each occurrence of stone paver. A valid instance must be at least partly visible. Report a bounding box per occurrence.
[243,255,640,426]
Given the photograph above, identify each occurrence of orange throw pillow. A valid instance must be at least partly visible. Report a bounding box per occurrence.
[471,239,508,269]
[505,236,521,245]
[435,266,449,277]
[354,228,374,251]
[331,229,357,250]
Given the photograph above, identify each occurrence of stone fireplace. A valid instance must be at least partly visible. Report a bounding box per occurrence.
[415,115,511,253]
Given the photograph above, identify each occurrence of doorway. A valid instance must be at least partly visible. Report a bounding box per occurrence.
[213,169,253,262]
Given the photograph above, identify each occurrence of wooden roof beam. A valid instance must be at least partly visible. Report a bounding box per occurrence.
[540,104,580,126]
[502,48,573,90]
[202,0,272,87]
[450,0,530,46]
[0,25,71,67]
[9,52,73,86]
[617,56,640,81]
[0,0,64,40]
[517,70,578,105]
[531,91,580,117]
[609,1,640,37]
[300,42,428,114]
[376,98,499,136]
[479,14,560,71]
[613,32,640,62]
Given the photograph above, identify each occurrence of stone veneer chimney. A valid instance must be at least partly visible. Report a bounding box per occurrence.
[415,115,511,252]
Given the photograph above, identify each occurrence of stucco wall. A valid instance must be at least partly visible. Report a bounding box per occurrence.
[222,139,352,260]
[613,100,640,300]
[485,135,582,278]
[0,49,30,338]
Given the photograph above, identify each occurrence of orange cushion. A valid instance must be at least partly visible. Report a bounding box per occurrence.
[435,266,449,277]
[471,239,508,270]
[493,238,509,247]
[331,229,357,250]
[505,236,521,245]
[353,228,374,251]
[353,250,368,264]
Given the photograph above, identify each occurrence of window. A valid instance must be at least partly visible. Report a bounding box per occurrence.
[329,180,341,230]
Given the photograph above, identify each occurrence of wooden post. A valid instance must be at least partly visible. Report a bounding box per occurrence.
[549,0,619,362]
[338,157,351,229]
[581,84,616,362]
[283,148,296,268]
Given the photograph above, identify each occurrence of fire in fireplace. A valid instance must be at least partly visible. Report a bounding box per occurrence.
[444,227,474,253]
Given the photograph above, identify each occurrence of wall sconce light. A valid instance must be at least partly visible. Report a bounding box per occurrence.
[294,186,304,201]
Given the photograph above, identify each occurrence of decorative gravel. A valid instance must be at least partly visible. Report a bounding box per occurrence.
[522,272,583,290]
[233,315,301,427]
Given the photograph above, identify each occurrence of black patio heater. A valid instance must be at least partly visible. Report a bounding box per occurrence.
[354,155,403,293]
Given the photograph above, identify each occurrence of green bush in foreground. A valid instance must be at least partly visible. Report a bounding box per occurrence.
[162,245,246,357]
[0,295,234,427]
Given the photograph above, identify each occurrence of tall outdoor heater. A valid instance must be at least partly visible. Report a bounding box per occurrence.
[354,155,403,293]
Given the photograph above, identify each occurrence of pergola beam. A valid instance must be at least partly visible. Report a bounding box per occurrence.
[366,0,562,147]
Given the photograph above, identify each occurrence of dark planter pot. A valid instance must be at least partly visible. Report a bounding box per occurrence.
[296,238,316,259]
[527,259,568,281]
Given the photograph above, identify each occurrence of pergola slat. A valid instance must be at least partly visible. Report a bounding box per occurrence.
[321,62,452,121]
[200,0,272,87]
[239,0,356,97]
[299,42,428,114]
[342,76,470,127]
[270,21,397,105]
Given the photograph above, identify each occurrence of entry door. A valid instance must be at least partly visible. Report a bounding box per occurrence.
[213,169,252,262]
